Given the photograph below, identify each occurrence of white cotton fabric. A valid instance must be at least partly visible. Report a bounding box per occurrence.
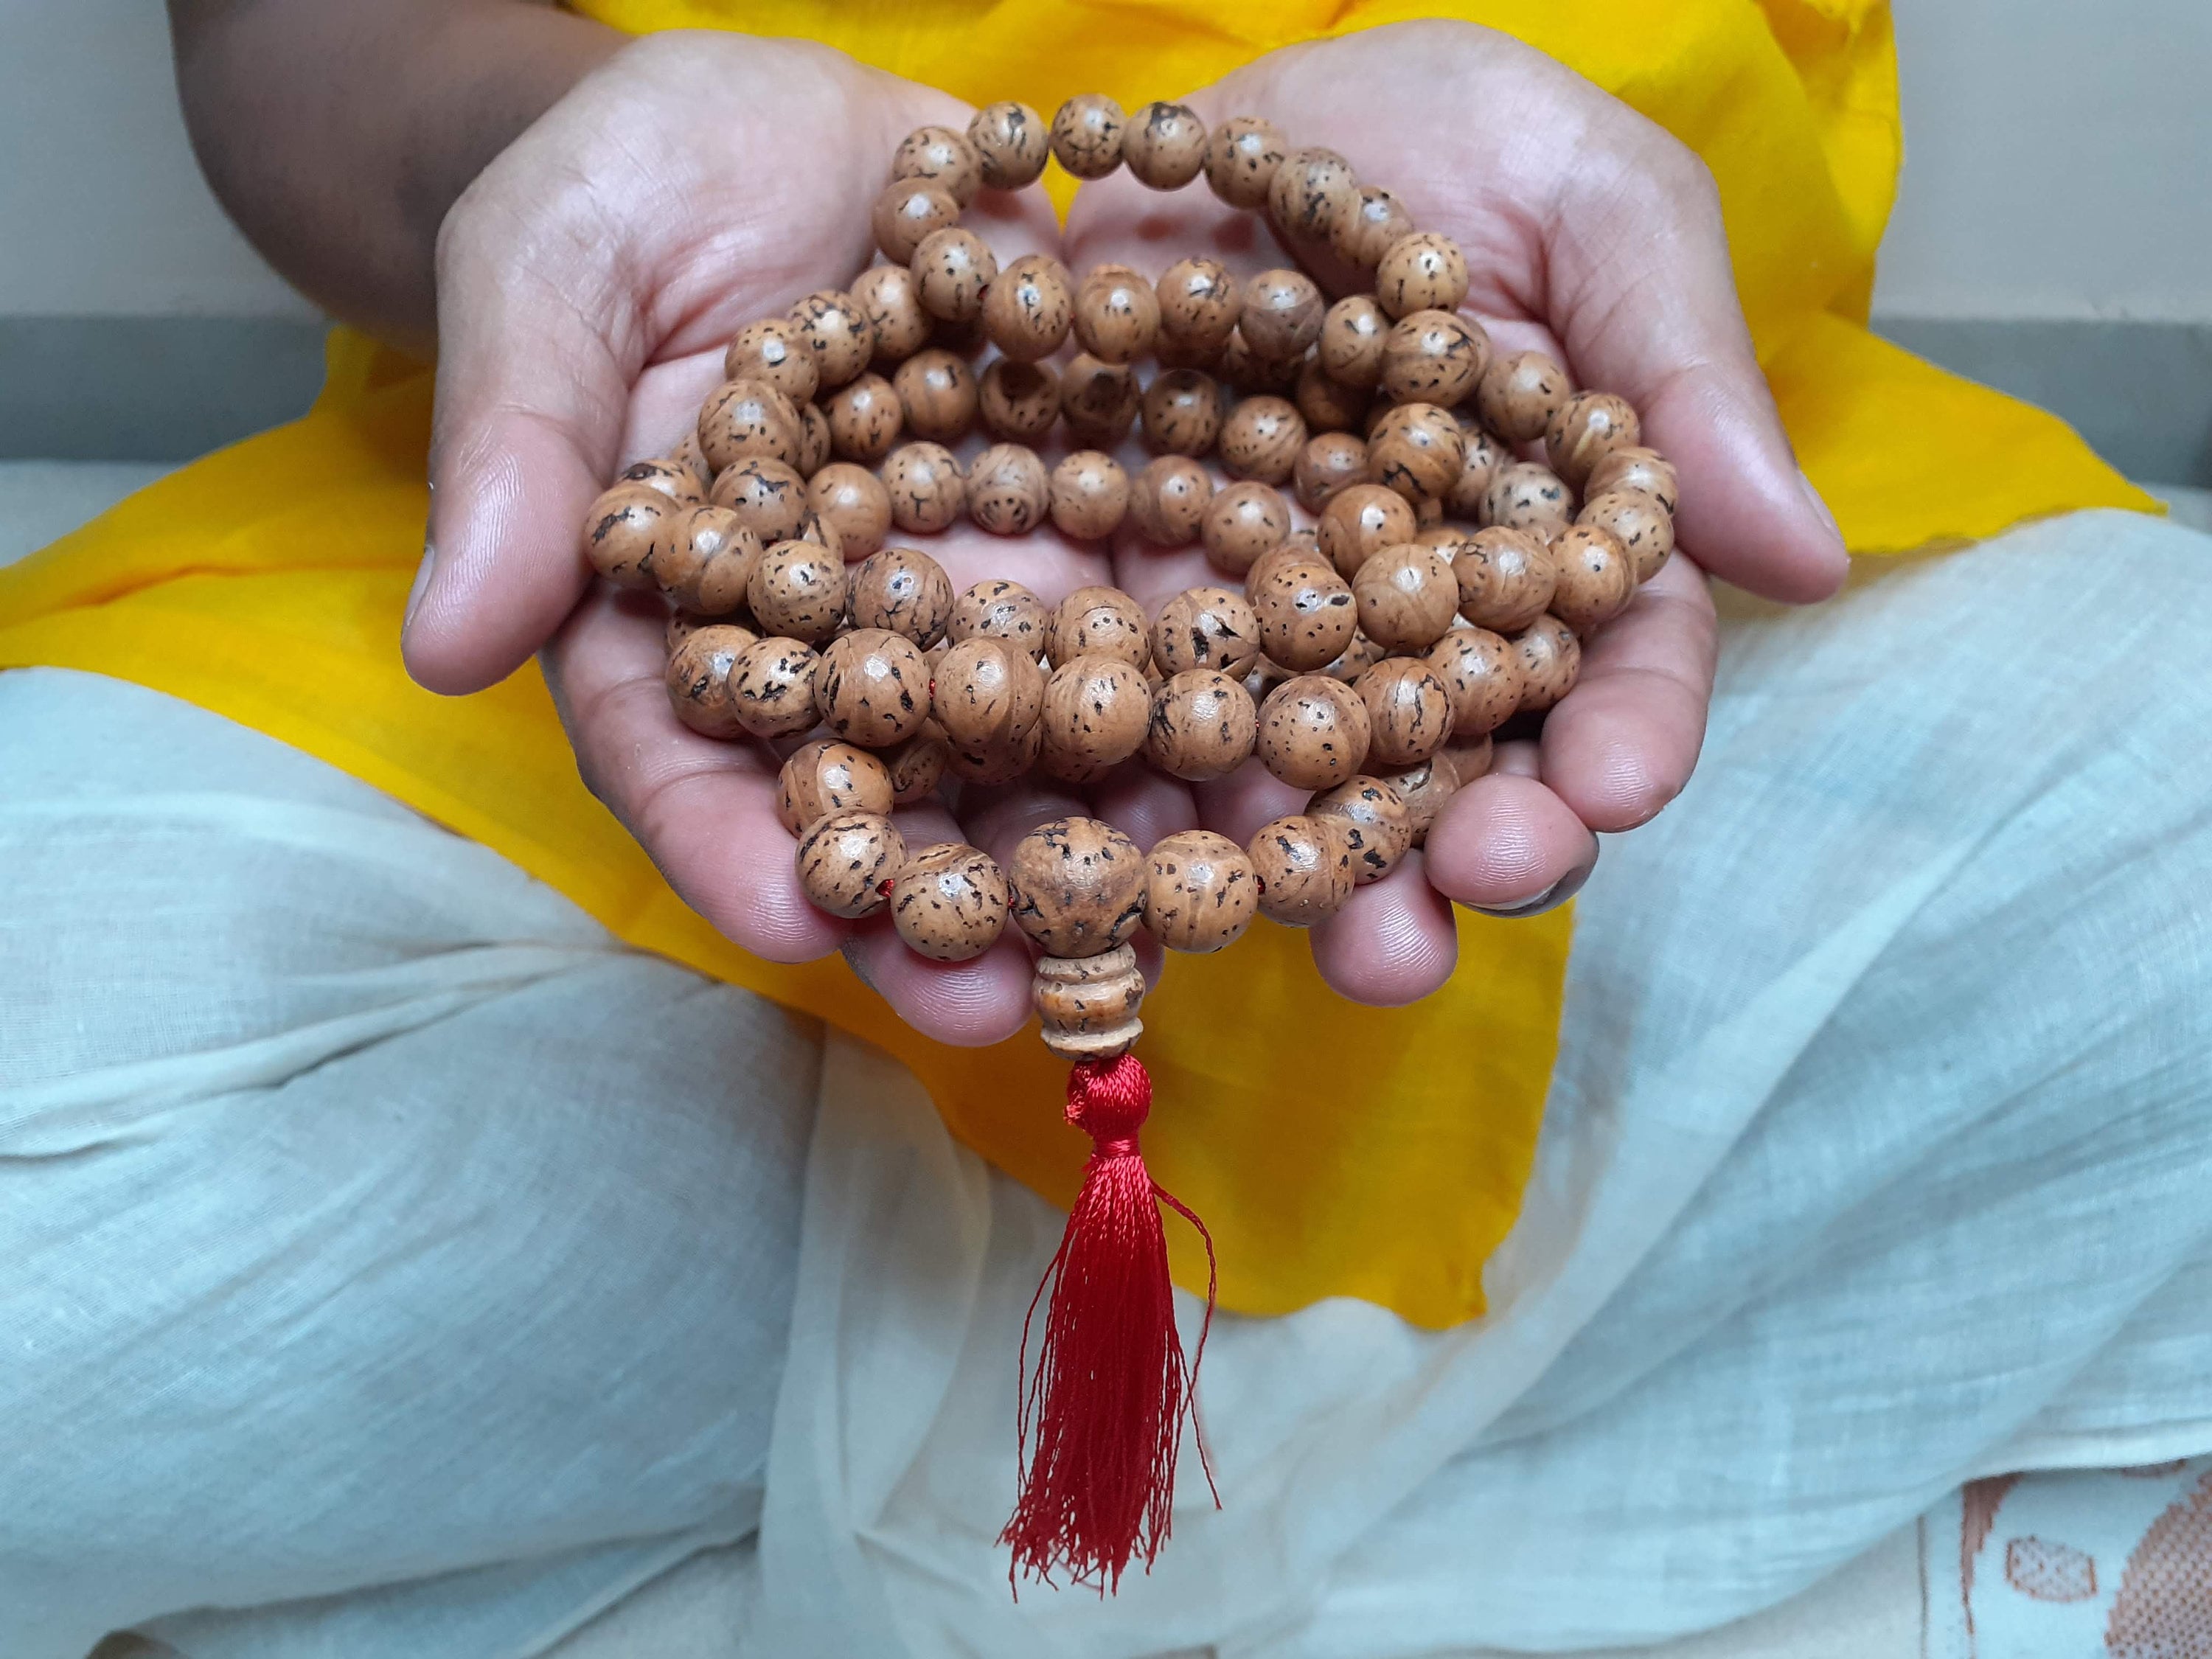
[1,507,2209,1659]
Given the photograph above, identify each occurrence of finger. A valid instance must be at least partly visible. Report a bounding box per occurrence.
[1422,769,1599,915]
[1310,850,1459,1004]
[1540,552,1718,832]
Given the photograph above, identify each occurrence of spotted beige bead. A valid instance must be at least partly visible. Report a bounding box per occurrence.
[1308,775,1413,885]
[1425,625,1523,738]
[1220,330,1302,394]
[1051,94,1127,178]
[1122,100,1208,188]
[1380,310,1492,407]
[714,323,812,411]
[821,372,902,464]
[1483,461,1575,542]
[1353,543,1460,650]
[880,442,965,535]
[1374,749,1460,845]
[1047,585,1149,670]
[698,378,800,472]
[1140,369,1223,457]
[582,483,681,589]
[1200,480,1292,577]
[1248,814,1354,927]
[709,456,809,543]
[1218,395,1307,486]
[1579,489,1674,582]
[848,546,953,647]
[967,100,1050,189]
[1038,655,1152,782]
[736,537,842,642]
[796,810,905,919]
[1444,423,1509,521]
[1477,350,1572,445]
[871,178,960,265]
[959,443,1046,538]
[1354,657,1455,767]
[1203,114,1287,209]
[1258,673,1372,789]
[1128,456,1214,548]
[1150,585,1262,678]
[776,739,894,835]
[1585,445,1680,515]
[942,717,1044,785]
[1293,433,1368,515]
[1332,184,1415,271]
[1072,266,1161,366]
[972,360,1056,445]
[1141,830,1256,953]
[795,402,831,475]
[1374,232,1470,320]
[1318,295,1391,392]
[1316,482,1418,580]
[1514,614,1582,713]
[850,265,931,368]
[884,726,950,804]
[813,627,929,748]
[616,456,704,507]
[1155,256,1241,352]
[1268,146,1358,242]
[650,504,760,615]
[787,291,876,390]
[891,124,983,206]
[1060,353,1141,448]
[664,622,760,739]
[890,843,1009,961]
[1146,669,1257,781]
[910,228,998,325]
[1321,630,1387,684]
[1545,391,1642,492]
[1047,451,1129,542]
[802,464,888,561]
[1006,817,1147,956]
[1455,526,1559,633]
[981,252,1073,362]
[1248,555,1358,673]
[931,636,1045,753]
[727,635,821,738]
[947,578,1048,658]
[1368,403,1467,504]
[1239,269,1325,363]
[888,352,973,451]
[1548,524,1637,633]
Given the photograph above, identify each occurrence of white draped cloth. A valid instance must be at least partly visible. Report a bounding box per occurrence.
[4,508,2211,1659]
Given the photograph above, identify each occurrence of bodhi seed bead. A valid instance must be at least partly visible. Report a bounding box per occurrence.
[1332,185,1416,271]
[1368,403,1466,503]
[669,433,712,489]
[968,100,1050,189]
[787,291,876,390]
[616,457,703,507]
[1455,526,1559,633]
[1129,456,1214,548]
[1074,268,1161,365]
[890,843,1009,962]
[1546,391,1643,492]
[776,740,894,835]
[1038,655,1153,782]
[1321,630,1386,684]
[1579,488,1675,582]
[1250,556,1358,672]
[891,349,977,446]
[1151,585,1262,679]
[1061,354,1142,448]
[1239,269,1324,362]
[1051,94,1127,179]
[849,546,953,647]
[872,180,961,265]
[1318,295,1391,391]
[1144,830,1258,953]
[931,636,1045,753]
[1376,749,1459,845]
[1268,146,1358,243]
[948,579,1048,657]
[1047,585,1150,670]
[796,403,831,475]
[723,319,820,405]
[1484,462,1576,543]
[1445,424,1508,522]
[654,506,759,615]
[806,464,891,561]
[1258,672,1371,789]
[1123,101,1208,189]
[1425,625,1524,738]
[1548,524,1637,633]
[728,636,821,738]
[1374,232,1470,320]
[1219,330,1302,394]
[1248,814,1354,927]
[880,442,965,534]
[945,719,1045,785]
[850,265,932,367]
[665,623,760,739]
[1354,657,1455,767]
[1318,482,1419,580]
[1147,669,1258,781]
[1204,114,1287,208]
[911,228,998,324]
[966,443,1050,536]
[824,372,903,464]
[1006,818,1149,958]
[981,253,1073,362]
[1048,451,1130,542]
[1514,614,1582,713]
[1218,396,1307,485]
[978,359,1061,443]
[698,378,800,471]
[1585,446,1680,515]
[891,125,984,206]
[1295,432,1371,513]
[1295,358,1370,435]
[885,726,949,804]
[1353,543,1460,650]
[1380,310,1492,407]
[709,456,808,543]
[1142,369,1225,457]
[748,540,847,642]
[1478,350,1573,445]
[582,483,681,589]
[1156,257,1242,352]
[1308,776,1413,886]
[815,627,932,748]
[796,811,906,919]
[1201,480,1293,577]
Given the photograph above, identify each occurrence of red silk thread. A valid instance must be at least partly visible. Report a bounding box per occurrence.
[1002,1052,1219,1592]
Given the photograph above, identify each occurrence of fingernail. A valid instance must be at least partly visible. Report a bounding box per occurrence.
[404,536,437,632]
[1468,839,1599,919]
[1797,468,1842,543]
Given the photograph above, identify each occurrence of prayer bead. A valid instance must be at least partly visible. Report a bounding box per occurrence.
[1477,350,1571,445]
[1074,267,1161,364]
[890,843,1009,961]
[1151,585,1262,678]
[1308,776,1412,885]
[1354,657,1455,766]
[787,291,876,389]
[727,636,822,738]
[848,546,953,647]
[1585,446,1680,515]
[582,482,680,589]
[944,718,1045,785]
[1033,944,1146,1061]
[1203,115,1287,209]
[967,100,1050,190]
[1239,269,1325,361]
[1248,814,1354,927]
[1374,232,1469,319]
[1318,295,1391,390]
[1219,330,1303,394]
[1374,750,1459,845]
[805,464,890,560]
[669,431,712,490]
[824,372,903,463]
[1248,554,1357,673]
[1483,461,1575,542]
[1321,630,1387,684]
[815,627,931,748]
[1513,614,1582,712]
[1156,257,1241,352]
[1268,147,1358,242]
[1039,655,1153,782]
[1141,368,1225,456]
[796,810,906,919]
[720,319,819,406]
[1318,481,1419,580]
[981,252,1073,361]
[932,636,1045,752]
[911,228,998,324]
[872,179,961,265]
[1060,353,1142,448]
[978,359,1061,443]
[1368,403,1466,504]
[1579,489,1675,582]
[1455,526,1559,633]
[1051,94,1127,179]
[653,504,759,616]
[891,125,984,206]
[1424,625,1523,738]
[948,579,1048,658]
[885,726,949,804]
[1295,358,1368,434]
[1258,672,1371,788]
[850,264,931,367]
[1295,432,1371,513]
[966,443,1051,536]
[1146,669,1258,781]
[665,622,760,739]
[1217,395,1307,486]
[1545,391,1642,492]
[1006,818,1149,956]
[796,402,831,475]
[1353,543,1459,650]
[1048,585,1150,669]
[1129,456,1215,548]
[1380,310,1492,407]
[1547,524,1636,633]
[1444,423,1508,521]
[1332,185,1416,271]
[709,456,809,543]
[1144,830,1258,952]
[776,739,894,835]
[892,347,979,445]
[698,378,800,471]
[747,539,847,643]
[1122,101,1208,189]
[1048,451,1130,541]
[1200,480,1293,577]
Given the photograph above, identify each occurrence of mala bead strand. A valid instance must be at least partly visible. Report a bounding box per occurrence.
[890,843,1010,961]
[968,100,1051,190]
[1144,830,1258,953]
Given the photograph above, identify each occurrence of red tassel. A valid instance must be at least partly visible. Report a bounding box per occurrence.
[1001,1052,1219,1592]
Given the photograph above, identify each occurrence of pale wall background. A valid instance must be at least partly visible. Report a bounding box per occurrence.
[0,0,2206,473]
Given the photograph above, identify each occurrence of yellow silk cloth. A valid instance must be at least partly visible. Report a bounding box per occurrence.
[0,0,2151,1330]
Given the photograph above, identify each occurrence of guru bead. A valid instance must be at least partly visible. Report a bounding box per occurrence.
[722,319,820,405]
[1060,354,1142,448]
[653,505,759,616]
[872,178,961,264]
[1455,525,1559,633]
[1585,445,1680,515]
[1258,673,1372,789]
[978,359,1061,443]
[1368,403,1466,503]
[807,463,891,560]
[1478,349,1572,444]
[890,843,1010,961]
[1352,543,1459,650]
[728,636,822,738]
[1144,830,1258,953]
[698,378,799,471]
[709,456,808,543]
[1248,814,1354,927]
[891,124,984,206]
[1514,614,1582,713]
[1307,776,1413,885]
[582,482,681,588]
[1006,817,1149,956]
[1483,462,1575,542]
[1147,669,1258,781]
[1354,657,1455,766]
[1318,295,1391,391]
[1239,269,1325,363]
[1039,655,1153,782]
[849,546,953,647]
[665,622,759,739]
[1201,480,1293,576]
[1123,100,1208,189]
[795,811,906,919]
[949,578,1048,657]
[747,539,847,641]
[1546,390,1642,492]
[1151,585,1262,678]
[1156,256,1242,352]
[1380,310,1492,407]
[787,290,876,389]
[1249,555,1358,672]
[1033,944,1147,1061]
[931,636,1045,752]
[1048,450,1130,541]
[851,264,931,366]
[1268,147,1359,242]
[880,442,965,534]
[1374,232,1470,319]
[967,100,1050,189]
[1425,625,1524,737]
[911,228,998,324]
[1332,185,1416,271]
[1295,432,1371,513]
[1048,585,1150,669]
[824,372,903,464]
[1074,266,1161,365]
[1204,114,1287,209]
[815,627,931,748]
[1547,524,1637,633]
[776,739,894,835]
[1129,456,1215,548]
[1317,481,1419,580]
[1579,489,1675,582]
[891,349,977,445]
[1218,396,1307,486]
[1051,94,1127,178]
[981,253,1074,362]
[1141,368,1225,456]
[965,443,1050,535]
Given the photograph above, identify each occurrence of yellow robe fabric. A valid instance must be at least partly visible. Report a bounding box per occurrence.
[0,0,2151,1329]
